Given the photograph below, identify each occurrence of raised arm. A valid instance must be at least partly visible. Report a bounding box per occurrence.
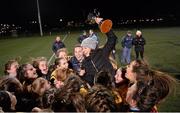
[95,17,117,57]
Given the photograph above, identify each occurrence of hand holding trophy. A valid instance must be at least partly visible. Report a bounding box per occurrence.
[87,9,113,33]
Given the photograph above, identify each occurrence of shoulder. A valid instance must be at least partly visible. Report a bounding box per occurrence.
[94,48,102,53]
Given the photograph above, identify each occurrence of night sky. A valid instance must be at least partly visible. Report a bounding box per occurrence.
[0,0,179,25]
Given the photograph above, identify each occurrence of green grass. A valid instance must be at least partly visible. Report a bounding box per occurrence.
[0,27,180,111]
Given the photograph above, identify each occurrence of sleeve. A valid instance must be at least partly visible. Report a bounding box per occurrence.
[140,37,146,46]
[132,38,136,45]
[62,42,66,48]
[103,30,118,57]
[52,42,56,53]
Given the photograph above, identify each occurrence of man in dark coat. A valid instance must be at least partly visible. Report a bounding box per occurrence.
[78,30,88,43]
[80,17,117,86]
[52,36,65,54]
[132,30,146,60]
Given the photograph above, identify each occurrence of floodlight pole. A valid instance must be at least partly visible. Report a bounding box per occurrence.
[37,0,43,36]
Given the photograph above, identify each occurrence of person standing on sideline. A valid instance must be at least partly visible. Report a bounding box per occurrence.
[132,30,146,60]
[89,29,99,46]
[121,31,133,65]
[78,30,88,43]
[52,36,66,54]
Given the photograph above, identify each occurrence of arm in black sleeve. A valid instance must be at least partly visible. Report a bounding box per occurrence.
[132,38,136,46]
[143,37,146,45]
[140,37,146,46]
[103,30,117,57]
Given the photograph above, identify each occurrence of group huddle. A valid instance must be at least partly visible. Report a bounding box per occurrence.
[0,17,177,112]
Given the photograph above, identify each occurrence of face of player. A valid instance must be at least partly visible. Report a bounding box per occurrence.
[125,61,137,83]
[25,64,37,79]
[74,47,84,61]
[39,61,48,74]
[58,51,67,59]
[7,62,19,77]
[60,58,68,70]
[82,47,91,57]
[115,68,124,84]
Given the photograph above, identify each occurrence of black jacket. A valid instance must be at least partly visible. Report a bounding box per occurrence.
[52,41,65,53]
[78,34,88,43]
[132,36,146,51]
[81,30,117,86]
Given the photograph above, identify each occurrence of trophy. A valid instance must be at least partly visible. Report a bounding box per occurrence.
[87,9,112,33]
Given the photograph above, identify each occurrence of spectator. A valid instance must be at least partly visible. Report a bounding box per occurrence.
[89,29,99,45]
[132,30,146,60]
[52,36,65,54]
[78,30,88,43]
[121,31,133,65]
